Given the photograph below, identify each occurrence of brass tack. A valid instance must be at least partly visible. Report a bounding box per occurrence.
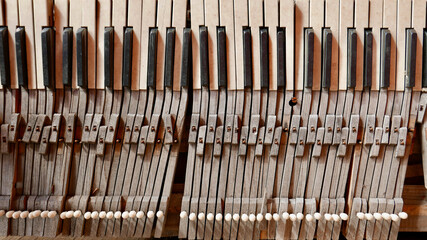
[85,126,89,131]
[328,127,332,132]
[192,126,196,131]
[199,138,203,143]
[274,139,279,144]
[268,128,273,133]
[242,138,246,144]
[352,127,356,132]
[151,126,155,132]
[126,126,130,132]
[92,126,97,131]
[99,138,104,143]
[317,140,321,145]
[68,126,72,131]
[299,140,304,145]
[216,138,221,144]
[210,126,214,132]
[252,127,257,133]
[27,126,32,131]
[311,126,315,132]
[227,126,231,132]
[109,126,114,132]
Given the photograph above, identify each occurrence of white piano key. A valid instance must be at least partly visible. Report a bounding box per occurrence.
[219,0,236,90]
[383,0,397,90]
[356,0,370,90]
[96,0,112,89]
[248,0,263,90]
[111,0,127,90]
[18,0,36,89]
[280,0,294,90]
[396,0,412,91]
[412,0,425,91]
[69,0,82,89]
[309,0,324,91]
[338,0,354,90]
[204,0,219,90]
[264,0,279,90]
[234,0,249,90]
[5,0,19,89]
[53,0,68,89]
[295,0,309,91]
[325,0,339,90]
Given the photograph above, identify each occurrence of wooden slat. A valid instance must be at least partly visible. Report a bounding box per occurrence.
[5,0,19,89]
[96,0,112,89]
[128,0,142,90]
[139,0,157,90]
[112,0,127,90]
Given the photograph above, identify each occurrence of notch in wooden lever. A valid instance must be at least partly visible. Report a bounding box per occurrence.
[347,28,357,88]
[41,27,55,88]
[322,28,332,88]
[164,28,176,88]
[0,27,10,87]
[364,29,373,87]
[304,28,314,88]
[104,27,114,88]
[217,27,227,88]
[277,28,285,88]
[243,27,252,88]
[16,27,28,87]
[380,29,391,88]
[200,26,209,87]
[147,28,158,88]
[181,28,192,88]
[122,27,133,88]
[260,27,269,88]
[62,28,73,87]
[77,27,88,88]
[405,28,417,88]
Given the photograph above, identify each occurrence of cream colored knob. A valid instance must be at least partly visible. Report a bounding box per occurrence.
[73,210,82,218]
[324,213,332,221]
[233,213,240,221]
[12,211,21,219]
[84,212,91,219]
[273,213,280,221]
[282,212,290,220]
[332,214,340,222]
[28,212,35,219]
[106,211,114,219]
[48,211,57,218]
[91,211,99,219]
[241,214,249,222]
[215,213,223,221]
[373,213,382,220]
[99,211,107,219]
[147,211,155,219]
[60,212,67,219]
[314,212,322,220]
[289,214,297,222]
[398,212,408,219]
[114,211,122,219]
[305,214,313,222]
[391,214,399,222]
[356,212,365,220]
[189,213,196,221]
[136,211,144,219]
[207,213,214,221]
[66,211,74,218]
[6,211,14,218]
[265,213,272,221]
[224,213,232,222]
[296,213,304,220]
[121,211,129,219]
[33,210,42,218]
[180,211,188,219]
[198,213,205,220]
[0,210,5,217]
[365,213,373,221]
[156,211,164,218]
[340,213,349,221]
[256,213,263,222]
[382,213,391,220]
[129,210,136,218]
[41,211,49,218]
[249,214,256,222]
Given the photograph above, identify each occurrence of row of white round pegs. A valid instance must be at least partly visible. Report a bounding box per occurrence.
[356,212,408,222]
[57,210,165,220]
[0,210,57,219]
[179,211,350,222]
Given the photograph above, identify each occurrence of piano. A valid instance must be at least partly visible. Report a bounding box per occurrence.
[0,0,424,239]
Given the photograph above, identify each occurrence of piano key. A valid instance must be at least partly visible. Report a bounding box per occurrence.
[18,0,36,89]
[112,0,126,90]
[140,0,157,90]
[347,28,357,88]
[249,0,263,91]
[204,0,218,91]
[412,0,425,91]
[173,0,189,90]
[322,28,332,88]
[405,29,417,88]
[304,28,314,88]
[424,30,427,88]
[62,28,73,87]
[357,0,370,90]
[217,27,227,88]
[380,29,391,88]
[219,0,235,90]
[5,0,19,89]
[363,29,373,88]
[234,0,249,90]
[41,27,55,88]
[396,0,411,91]
[199,26,209,88]
[243,28,252,88]
[127,0,143,90]
[295,0,309,91]
[147,28,158,88]
[181,28,192,88]
[104,27,114,88]
[164,28,175,88]
[53,0,68,89]
[339,0,354,90]
[277,28,286,88]
[310,0,324,91]
[0,27,10,86]
[383,0,397,90]
[122,27,133,88]
[325,0,339,90]
[76,27,88,89]
[15,27,28,87]
[260,27,269,89]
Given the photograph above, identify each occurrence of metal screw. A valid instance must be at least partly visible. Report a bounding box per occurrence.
[311,126,315,132]
[227,126,231,132]
[268,128,273,133]
[210,126,214,132]
[216,138,221,144]
[352,127,356,132]
[85,126,89,131]
[99,138,104,143]
[242,138,246,144]
[134,126,139,132]
[199,138,203,143]
[192,126,196,131]
[92,126,97,131]
[151,126,155,132]
[109,126,114,132]
[252,127,257,133]
[300,140,304,145]
[317,140,321,145]
[27,126,31,131]
[126,126,130,132]
[42,138,47,143]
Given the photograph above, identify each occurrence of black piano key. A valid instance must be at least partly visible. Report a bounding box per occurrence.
[243,27,252,88]
[147,28,158,88]
[347,28,357,88]
[181,28,192,88]
[423,30,427,88]
[200,26,209,87]
[76,27,88,88]
[405,29,417,88]
[321,28,332,88]
[104,27,114,88]
[41,27,55,88]
[122,27,133,88]
[380,29,391,88]
[0,27,10,87]
[260,27,269,88]
[164,28,175,88]
[363,29,373,88]
[277,28,285,88]
[217,27,227,88]
[304,28,314,88]
[15,27,28,87]
[62,28,73,87]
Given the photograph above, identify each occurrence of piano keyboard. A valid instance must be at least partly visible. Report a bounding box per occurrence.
[0,0,424,239]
